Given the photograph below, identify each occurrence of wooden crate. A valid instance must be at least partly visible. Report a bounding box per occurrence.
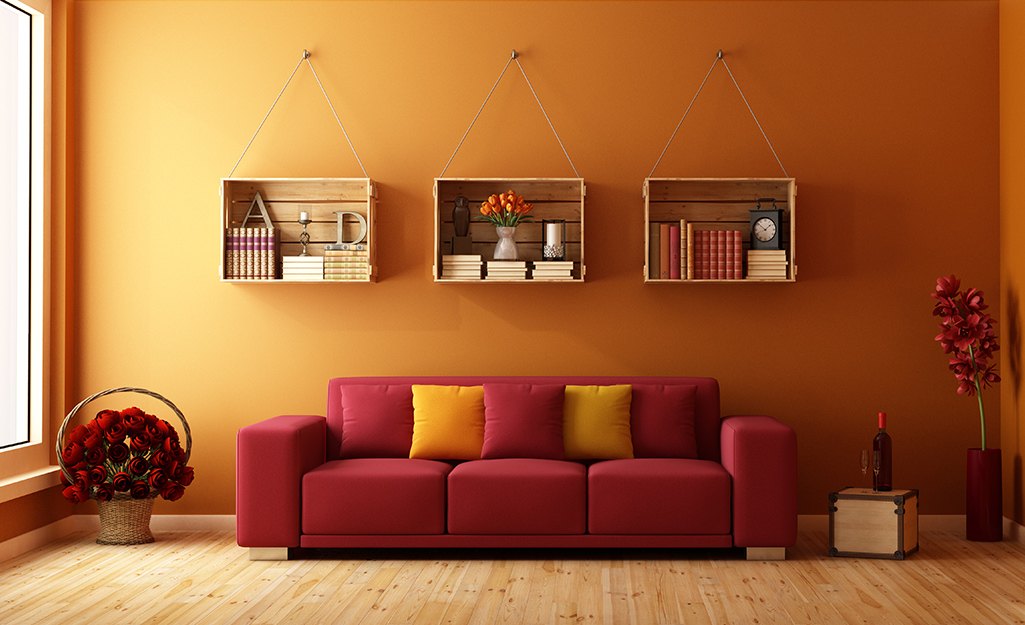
[828,487,919,560]
[220,178,377,283]
[643,178,796,283]
[434,178,585,282]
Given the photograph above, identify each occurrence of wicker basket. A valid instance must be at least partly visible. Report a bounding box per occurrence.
[57,387,192,545]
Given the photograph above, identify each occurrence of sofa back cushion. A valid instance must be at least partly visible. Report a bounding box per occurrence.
[336,384,414,459]
[327,376,721,462]
[409,385,485,460]
[482,383,565,459]
[630,384,698,458]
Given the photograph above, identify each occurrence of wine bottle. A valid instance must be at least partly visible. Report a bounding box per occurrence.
[873,412,892,491]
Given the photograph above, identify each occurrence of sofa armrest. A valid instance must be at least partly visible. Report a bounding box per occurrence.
[720,415,797,548]
[236,415,326,548]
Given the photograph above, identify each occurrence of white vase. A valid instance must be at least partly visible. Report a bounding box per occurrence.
[494,227,518,260]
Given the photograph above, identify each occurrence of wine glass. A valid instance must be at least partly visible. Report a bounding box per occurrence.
[873,450,881,491]
[860,450,869,488]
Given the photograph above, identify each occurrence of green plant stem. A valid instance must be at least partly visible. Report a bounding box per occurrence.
[968,343,987,451]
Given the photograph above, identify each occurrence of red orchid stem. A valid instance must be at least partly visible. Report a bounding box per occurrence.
[968,343,987,451]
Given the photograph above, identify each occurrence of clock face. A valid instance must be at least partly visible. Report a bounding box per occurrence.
[753,217,777,242]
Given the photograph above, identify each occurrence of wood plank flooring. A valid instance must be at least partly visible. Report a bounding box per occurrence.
[0,529,1023,624]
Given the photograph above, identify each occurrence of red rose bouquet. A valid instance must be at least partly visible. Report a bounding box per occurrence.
[932,275,1000,449]
[60,406,195,503]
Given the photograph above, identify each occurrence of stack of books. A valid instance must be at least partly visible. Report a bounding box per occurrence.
[688,228,743,280]
[442,254,482,280]
[324,244,370,281]
[225,227,278,279]
[531,261,574,280]
[746,250,788,280]
[485,260,528,280]
[282,256,323,281]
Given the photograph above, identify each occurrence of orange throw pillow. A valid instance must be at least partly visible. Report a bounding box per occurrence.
[563,385,634,459]
[409,385,485,460]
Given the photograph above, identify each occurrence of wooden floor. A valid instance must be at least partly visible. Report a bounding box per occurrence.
[0,529,1024,624]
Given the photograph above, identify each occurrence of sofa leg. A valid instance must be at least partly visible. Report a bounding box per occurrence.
[249,547,290,561]
[746,547,786,561]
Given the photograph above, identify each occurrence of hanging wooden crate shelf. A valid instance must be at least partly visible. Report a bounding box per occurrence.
[644,51,796,284]
[644,178,796,283]
[220,178,377,283]
[434,178,585,283]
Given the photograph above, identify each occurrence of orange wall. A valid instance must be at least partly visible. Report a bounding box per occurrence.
[67,1,999,516]
[1001,0,1025,526]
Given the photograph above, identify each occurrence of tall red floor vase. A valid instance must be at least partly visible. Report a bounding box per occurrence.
[966,448,1003,541]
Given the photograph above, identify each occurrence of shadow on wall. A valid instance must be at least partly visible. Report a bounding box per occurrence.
[1009,284,1022,521]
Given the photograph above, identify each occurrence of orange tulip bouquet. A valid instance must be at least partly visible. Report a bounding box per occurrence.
[476,190,535,227]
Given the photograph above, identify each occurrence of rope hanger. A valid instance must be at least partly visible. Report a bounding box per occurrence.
[439,50,580,179]
[228,50,368,179]
[649,50,788,179]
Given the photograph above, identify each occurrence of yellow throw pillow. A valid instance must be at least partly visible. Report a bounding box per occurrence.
[409,385,485,459]
[563,385,634,459]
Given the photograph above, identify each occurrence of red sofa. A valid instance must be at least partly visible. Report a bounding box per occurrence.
[236,376,797,560]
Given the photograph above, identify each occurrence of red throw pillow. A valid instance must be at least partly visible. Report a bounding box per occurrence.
[481,383,566,459]
[630,384,698,458]
[339,385,414,458]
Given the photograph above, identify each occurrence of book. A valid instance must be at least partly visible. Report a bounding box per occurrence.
[324,242,367,252]
[324,261,368,269]
[670,225,681,280]
[679,220,688,280]
[685,223,694,279]
[659,223,671,279]
[324,273,369,281]
[649,223,660,279]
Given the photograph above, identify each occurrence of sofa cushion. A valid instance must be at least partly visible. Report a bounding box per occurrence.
[409,385,485,460]
[563,385,634,459]
[482,383,565,459]
[302,458,451,534]
[630,384,698,458]
[588,458,731,535]
[447,459,586,534]
[338,384,414,458]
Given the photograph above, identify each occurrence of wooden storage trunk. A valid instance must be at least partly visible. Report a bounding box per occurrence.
[220,178,377,283]
[829,487,919,559]
[434,178,585,282]
[643,178,796,282]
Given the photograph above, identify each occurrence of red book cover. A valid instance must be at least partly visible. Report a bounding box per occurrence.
[669,225,681,279]
[701,231,711,279]
[725,231,735,280]
[659,223,671,279]
[734,230,743,279]
[716,231,726,279]
[709,231,718,279]
[696,231,704,279]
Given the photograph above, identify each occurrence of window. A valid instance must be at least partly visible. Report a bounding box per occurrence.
[0,0,32,450]
[0,0,51,496]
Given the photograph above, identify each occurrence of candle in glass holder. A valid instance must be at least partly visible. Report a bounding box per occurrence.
[545,222,562,247]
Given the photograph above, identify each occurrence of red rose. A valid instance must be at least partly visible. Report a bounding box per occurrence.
[123,413,147,436]
[160,483,184,502]
[104,422,127,444]
[84,430,104,450]
[73,470,90,489]
[150,450,170,468]
[107,442,130,464]
[128,456,148,476]
[88,465,107,485]
[94,409,121,431]
[121,407,145,418]
[62,484,89,504]
[60,471,71,487]
[147,420,170,442]
[112,472,132,492]
[94,484,114,501]
[130,481,150,499]
[143,412,158,428]
[148,469,167,489]
[130,432,153,452]
[178,466,195,487]
[61,442,84,467]
[67,425,90,445]
[167,461,182,480]
[85,446,106,466]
